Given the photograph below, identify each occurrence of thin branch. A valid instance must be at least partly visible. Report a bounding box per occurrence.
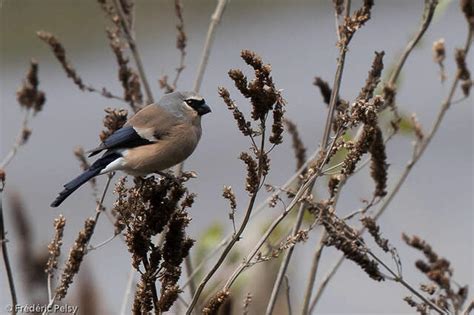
[172,0,187,89]
[175,0,228,177]
[309,25,473,313]
[81,85,126,102]
[0,189,17,315]
[193,0,228,93]
[43,174,114,314]
[119,266,135,315]
[222,134,341,292]
[185,122,266,315]
[305,2,442,311]
[266,0,353,311]
[111,0,154,104]
[0,110,31,169]
[184,254,197,303]
[308,251,343,314]
[387,0,438,86]
[462,300,474,315]
[284,275,292,315]
[0,109,32,315]
[366,251,445,314]
[87,233,119,251]
[301,230,325,315]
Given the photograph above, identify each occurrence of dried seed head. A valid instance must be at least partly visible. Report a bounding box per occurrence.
[202,290,230,315]
[100,107,128,141]
[16,59,46,113]
[460,79,472,97]
[455,49,471,80]
[229,50,284,122]
[382,83,396,110]
[358,51,385,101]
[361,216,389,252]
[38,31,86,90]
[175,0,187,51]
[159,284,181,312]
[106,27,143,111]
[228,69,250,97]
[341,125,376,176]
[402,234,438,263]
[432,39,446,64]
[0,168,5,189]
[132,279,153,314]
[269,98,285,144]
[411,114,425,141]
[56,218,96,299]
[432,38,447,82]
[222,186,237,211]
[420,283,437,295]
[461,0,474,27]
[328,175,341,198]
[20,128,32,145]
[284,118,307,171]
[314,77,333,105]
[403,296,428,315]
[369,126,388,198]
[321,206,384,281]
[219,87,253,136]
[240,152,259,194]
[338,0,374,46]
[46,215,66,275]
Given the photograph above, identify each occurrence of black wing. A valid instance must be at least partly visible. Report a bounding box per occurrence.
[88,126,154,157]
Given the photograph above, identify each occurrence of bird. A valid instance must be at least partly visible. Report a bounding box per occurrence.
[51,91,211,207]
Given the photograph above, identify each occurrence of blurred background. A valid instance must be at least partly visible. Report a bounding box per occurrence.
[1,0,472,314]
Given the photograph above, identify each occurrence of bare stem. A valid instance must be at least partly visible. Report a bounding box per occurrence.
[0,108,32,315]
[175,0,228,179]
[0,109,31,169]
[309,24,473,313]
[301,231,325,315]
[387,0,437,86]
[222,134,340,292]
[111,0,154,104]
[43,174,113,315]
[0,189,17,315]
[267,0,352,311]
[185,123,266,315]
[193,0,228,93]
[119,266,135,315]
[367,251,446,315]
[184,255,197,301]
[462,300,474,315]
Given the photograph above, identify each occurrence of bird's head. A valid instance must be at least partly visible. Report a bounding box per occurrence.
[162,91,211,117]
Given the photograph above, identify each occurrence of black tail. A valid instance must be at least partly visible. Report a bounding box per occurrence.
[50,169,101,207]
[50,152,122,207]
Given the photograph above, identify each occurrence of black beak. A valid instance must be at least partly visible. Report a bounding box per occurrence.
[199,103,212,116]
